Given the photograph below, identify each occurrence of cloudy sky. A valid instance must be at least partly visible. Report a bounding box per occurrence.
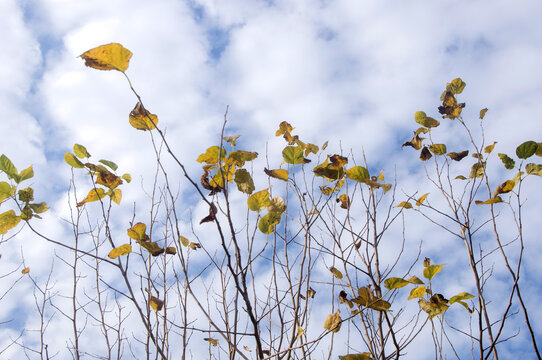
[1,0,542,358]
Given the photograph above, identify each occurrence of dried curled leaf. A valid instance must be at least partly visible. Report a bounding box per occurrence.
[129,102,159,130]
[150,295,164,311]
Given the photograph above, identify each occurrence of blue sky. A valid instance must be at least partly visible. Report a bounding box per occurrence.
[1,0,542,358]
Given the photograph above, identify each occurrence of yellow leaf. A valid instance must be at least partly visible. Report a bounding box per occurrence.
[475,196,503,205]
[127,222,149,241]
[276,121,294,136]
[189,242,202,250]
[150,295,164,311]
[108,244,132,259]
[129,102,158,130]
[323,310,342,333]
[180,236,190,247]
[339,353,373,360]
[297,326,305,339]
[267,197,286,214]
[338,194,350,209]
[408,285,427,300]
[329,266,343,279]
[111,189,122,204]
[479,108,488,119]
[21,267,30,274]
[395,201,412,209]
[138,241,164,256]
[80,43,132,72]
[484,141,497,154]
[264,168,289,181]
[165,247,177,255]
[377,170,384,182]
[416,193,429,206]
[204,338,218,346]
[76,188,106,207]
[247,188,270,212]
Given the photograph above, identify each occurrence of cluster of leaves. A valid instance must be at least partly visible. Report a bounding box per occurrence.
[385,258,473,319]
[0,154,47,234]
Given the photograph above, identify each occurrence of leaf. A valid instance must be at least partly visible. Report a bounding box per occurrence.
[516,141,538,159]
[323,310,342,333]
[108,244,132,259]
[469,162,486,178]
[189,242,202,250]
[339,353,373,360]
[80,43,132,72]
[29,202,48,214]
[0,210,21,234]
[73,144,90,159]
[276,121,294,136]
[414,111,427,122]
[537,143,542,157]
[138,240,164,256]
[258,211,283,234]
[494,180,516,196]
[264,168,289,181]
[200,203,217,224]
[498,153,515,170]
[384,277,410,290]
[229,150,258,163]
[129,102,159,130]
[76,188,106,207]
[18,166,34,182]
[223,135,240,146]
[149,295,164,311]
[234,169,255,194]
[0,154,18,179]
[346,166,369,182]
[420,146,432,161]
[96,171,123,189]
[64,153,85,168]
[395,201,412,209]
[197,146,226,164]
[267,197,286,214]
[329,266,343,279]
[472,153,483,159]
[447,150,469,161]
[455,175,467,180]
[127,223,149,241]
[307,287,316,298]
[99,159,118,171]
[480,108,488,119]
[165,247,177,255]
[449,292,474,304]
[21,267,30,274]
[416,193,429,206]
[247,189,270,212]
[305,143,319,156]
[282,146,310,165]
[18,187,34,203]
[475,196,503,205]
[423,264,444,281]
[526,163,542,177]
[110,189,122,204]
[418,299,447,319]
[122,173,132,183]
[484,142,497,154]
[0,181,14,202]
[402,133,424,150]
[313,159,344,180]
[448,78,466,94]
[429,144,447,155]
[406,276,424,284]
[204,338,218,347]
[408,285,427,300]
[180,236,189,247]
[338,194,350,209]
[297,326,305,339]
[416,116,440,128]
[329,155,348,169]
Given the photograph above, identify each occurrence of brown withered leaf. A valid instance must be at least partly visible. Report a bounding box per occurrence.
[200,202,217,224]
[200,170,222,195]
[96,171,123,189]
[447,150,469,161]
[402,133,423,150]
[420,147,432,161]
[329,154,348,169]
[276,121,294,136]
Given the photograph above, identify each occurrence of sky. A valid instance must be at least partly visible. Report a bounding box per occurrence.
[1,0,542,359]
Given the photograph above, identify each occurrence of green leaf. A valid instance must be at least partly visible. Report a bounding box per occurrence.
[536,143,542,157]
[258,211,282,234]
[0,210,21,234]
[423,264,444,281]
[282,146,310,165]
[0,181,15,202]
[526,163,542,177]
[18,166,34,182]
[99,159,118,171]
[64,153,85,168]
[329,266,343,279]
[469,162,486,178]
[498,153,515,170]
[29,202,48,214]
[429,144,446,155]
[73,144,91,158]
[0,154,18,179]
[18,187,34,203]
[516,141,538,159]
[416,116,440,128]
[234,169,255,194]
[414,111,427,122]
[384,277,410,290]
[247,189,270,212]
[345,166,369,182]
[406,276,424,285]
